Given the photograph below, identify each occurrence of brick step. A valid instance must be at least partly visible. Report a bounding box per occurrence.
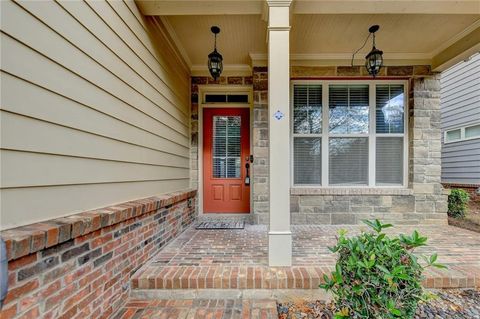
[131,264,480,290]
[113,299,278,319]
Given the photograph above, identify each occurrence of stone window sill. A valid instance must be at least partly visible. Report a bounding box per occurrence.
[291,187,413,196]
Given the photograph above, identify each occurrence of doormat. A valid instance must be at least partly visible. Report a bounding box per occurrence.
[196,221,245,230]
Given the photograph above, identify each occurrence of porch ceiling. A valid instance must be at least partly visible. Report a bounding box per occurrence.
[137,0,480,73]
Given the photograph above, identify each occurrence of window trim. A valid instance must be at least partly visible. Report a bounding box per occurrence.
[290,79,409,189]
[444,123,480,144]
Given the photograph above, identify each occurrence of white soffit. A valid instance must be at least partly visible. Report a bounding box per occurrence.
[140,1,480,72]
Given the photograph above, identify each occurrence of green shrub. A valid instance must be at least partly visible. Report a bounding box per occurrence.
[447,189,470,218]
[320,220,445,319]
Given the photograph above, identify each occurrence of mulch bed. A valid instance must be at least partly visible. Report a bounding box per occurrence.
[277,289,480,319]
[449,217,480,233]
[448,199,480,233]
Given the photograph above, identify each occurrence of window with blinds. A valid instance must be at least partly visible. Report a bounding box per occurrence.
[329,138,368,185]
[293,85,322,134]
[376,85,404,133]
[291,82,407,187]
[329,85,369,134]
[292,85,322,185]
[376,137,403,185]
[212,116,241,178]
[375,84,405,186]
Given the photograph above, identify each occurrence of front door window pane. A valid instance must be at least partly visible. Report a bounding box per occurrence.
[213,116,241,178]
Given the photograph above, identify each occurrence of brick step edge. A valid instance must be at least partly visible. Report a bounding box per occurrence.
[1,189,197,261]
[131,265,480,290]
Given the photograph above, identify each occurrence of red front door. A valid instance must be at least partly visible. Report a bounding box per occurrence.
[203,108,250,213]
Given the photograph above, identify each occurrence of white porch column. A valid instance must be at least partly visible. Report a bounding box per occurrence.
[267,0,292,266]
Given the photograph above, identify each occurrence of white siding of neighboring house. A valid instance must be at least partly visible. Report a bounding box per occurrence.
[0,0,191,230]
[440,53,480,185]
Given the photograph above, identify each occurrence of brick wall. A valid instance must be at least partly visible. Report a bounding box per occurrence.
[0,190,197,319]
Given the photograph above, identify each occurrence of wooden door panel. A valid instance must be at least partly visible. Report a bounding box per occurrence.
[229,184,242,201]
[203,108,250,213]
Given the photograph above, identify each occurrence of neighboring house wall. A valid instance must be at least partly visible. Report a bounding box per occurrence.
[0,0,191,230]
[440,53,480,186]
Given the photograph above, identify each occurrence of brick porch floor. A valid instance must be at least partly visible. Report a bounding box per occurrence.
[131,224,480,291]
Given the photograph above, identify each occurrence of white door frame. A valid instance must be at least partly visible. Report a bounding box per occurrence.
[197,85,253,216]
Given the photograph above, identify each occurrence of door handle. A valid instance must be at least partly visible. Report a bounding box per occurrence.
[245,163,250,185]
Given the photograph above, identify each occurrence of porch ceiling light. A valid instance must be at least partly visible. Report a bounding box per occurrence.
[351,25,384,78]
[365,25,383,77]
[208,26,223,81]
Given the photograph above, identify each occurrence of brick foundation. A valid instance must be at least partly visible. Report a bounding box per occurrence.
[0,189,197,319]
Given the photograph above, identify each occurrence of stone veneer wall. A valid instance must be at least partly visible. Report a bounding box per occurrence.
[190,74,269,224]
[289,65,448,225]
[0,190,196,319]
[252,67,269,224]
[189,65,448,225]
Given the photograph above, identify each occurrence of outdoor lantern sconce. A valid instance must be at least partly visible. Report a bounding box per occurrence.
[352,25,384,78]
[208,26,223,80]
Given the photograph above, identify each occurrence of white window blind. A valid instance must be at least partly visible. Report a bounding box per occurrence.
[375,84,405,186]
[293,85,322,134]
[329,138,369,185]
[294,137,322,185]
[293,85,322,185]
[213,116,241,178]
[329,85,369,134]
[376,137,403,185]
[376,85,404,133]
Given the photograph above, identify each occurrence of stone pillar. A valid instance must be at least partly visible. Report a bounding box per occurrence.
[252,67,270,224]
[267,0,292,266]
[410,74,448,224]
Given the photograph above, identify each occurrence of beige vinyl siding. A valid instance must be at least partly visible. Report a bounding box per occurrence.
[0,0,191,230]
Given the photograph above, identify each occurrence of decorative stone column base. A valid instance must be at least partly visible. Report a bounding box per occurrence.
[268,231,292,266]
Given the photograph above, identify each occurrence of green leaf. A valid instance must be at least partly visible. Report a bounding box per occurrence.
[390,308,401,316]
[376,265,391,274]
[433,263,448,269]
[429,253,438,264]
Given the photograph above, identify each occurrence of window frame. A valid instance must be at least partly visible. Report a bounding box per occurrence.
[290,79,409,189]
[444,123,480,144]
